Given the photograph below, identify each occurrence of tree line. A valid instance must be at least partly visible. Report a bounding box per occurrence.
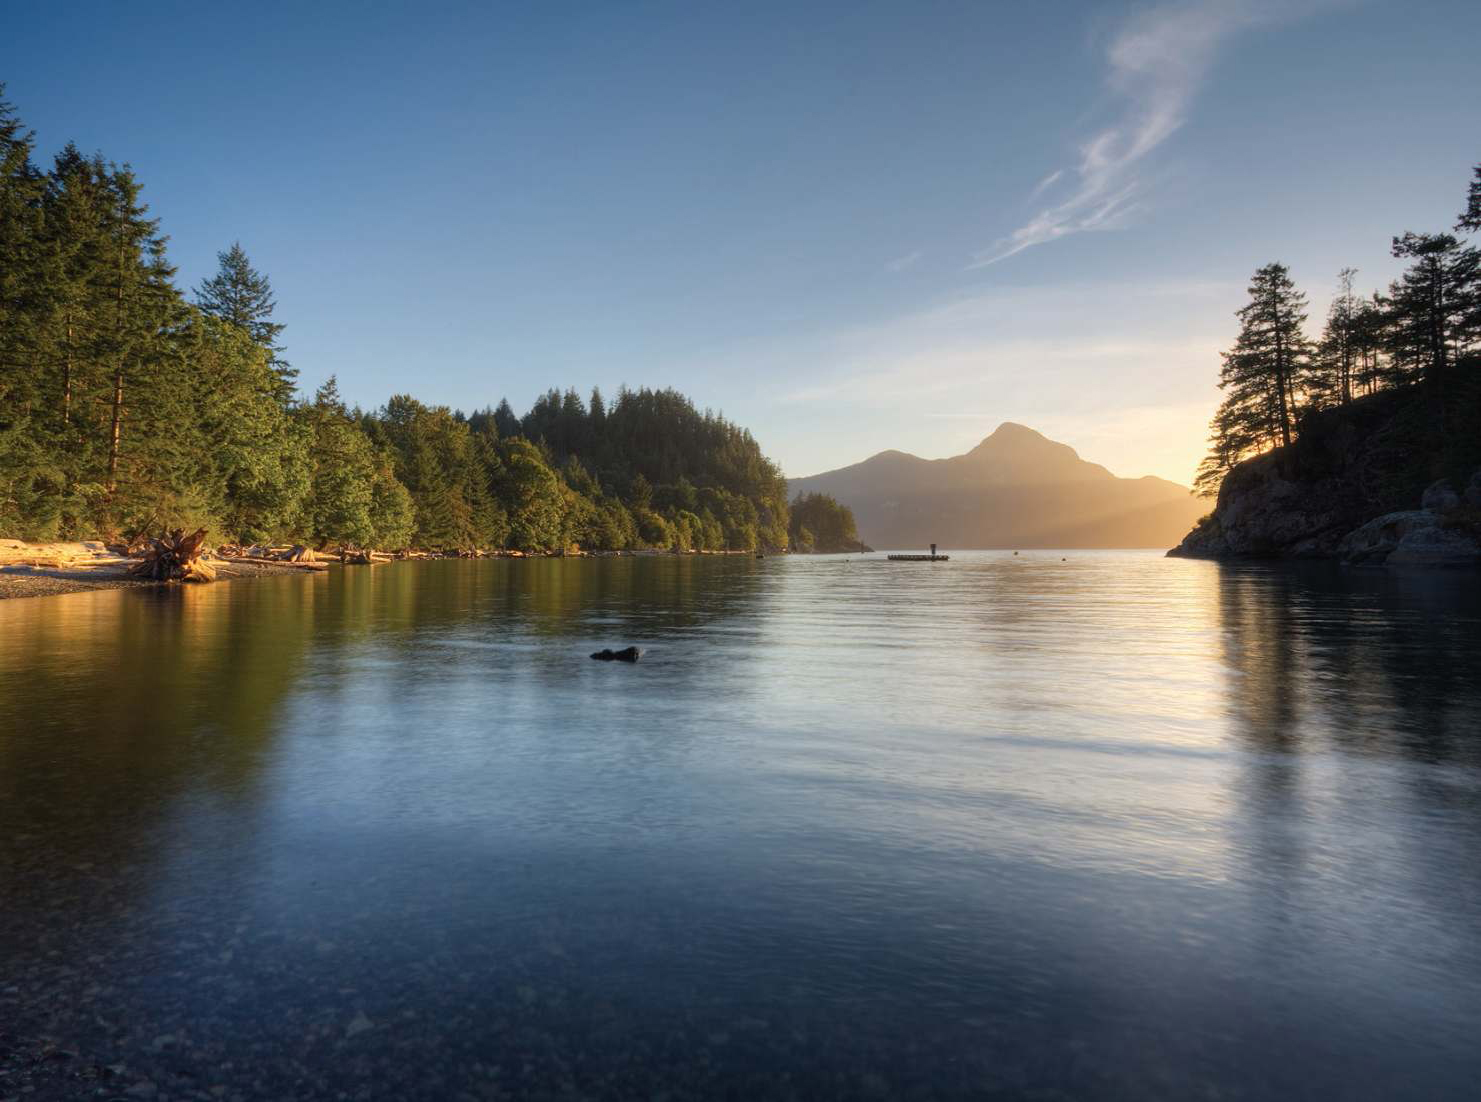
[1198,160,1481,495]
[787,492,861,553]
[0,88,826,553]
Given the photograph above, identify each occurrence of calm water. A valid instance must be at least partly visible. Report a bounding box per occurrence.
[2,552,1479,1100]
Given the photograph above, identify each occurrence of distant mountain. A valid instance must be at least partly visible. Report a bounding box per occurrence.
[787,423,1205,550]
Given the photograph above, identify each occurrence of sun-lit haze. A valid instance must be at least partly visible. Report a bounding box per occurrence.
[7,0,1478,485]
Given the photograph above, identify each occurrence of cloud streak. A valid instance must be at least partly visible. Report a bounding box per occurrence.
[970,1,1291,267]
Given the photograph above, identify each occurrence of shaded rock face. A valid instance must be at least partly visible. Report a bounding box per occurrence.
[1422,479,1462,514]
[1170,442,1370,559]
[1170,385,1481,566]
[1465,471,1481,508]
[1337,511,1481,567]
[1174,465,1481,567]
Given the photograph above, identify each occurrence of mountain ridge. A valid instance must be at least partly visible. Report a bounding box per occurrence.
[788,423,1204,550]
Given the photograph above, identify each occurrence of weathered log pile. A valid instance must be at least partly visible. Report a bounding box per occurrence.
[128,528,216,583]
[0,539,132,572]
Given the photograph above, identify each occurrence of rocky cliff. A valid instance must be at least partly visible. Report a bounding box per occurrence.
[1169,382,1481,566]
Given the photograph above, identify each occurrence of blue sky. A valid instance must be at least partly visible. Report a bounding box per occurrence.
[6,0,1478,484]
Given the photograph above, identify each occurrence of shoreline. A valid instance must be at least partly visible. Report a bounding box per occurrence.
[0,556,328,601]
[0,541,776,602]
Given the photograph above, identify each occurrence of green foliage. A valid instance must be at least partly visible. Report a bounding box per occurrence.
[788,492,859,552]
[1386,232,1479,396]
[369,457,416,549]
[298,380,378,547]
[495,436,567,551]
[0,89,791,553]
[189,315,310,542]
[1197,158,1481,497]
[0,419,65,540]
[196,242,294,402]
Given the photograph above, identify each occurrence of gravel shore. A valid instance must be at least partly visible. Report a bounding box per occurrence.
[0,558,321,600]
[0,572,155,600]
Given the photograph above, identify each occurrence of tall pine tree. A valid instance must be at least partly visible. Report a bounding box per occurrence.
[1308,267,1360,406]
[1197,263,1310,494]
[1457,162,1481,235]
[196,242,294,403]
[1386,232,1479,400]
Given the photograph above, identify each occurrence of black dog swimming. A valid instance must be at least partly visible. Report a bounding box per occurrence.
[590,646,643,662]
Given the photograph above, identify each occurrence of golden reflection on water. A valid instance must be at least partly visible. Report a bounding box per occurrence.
[1,553,1480,1100]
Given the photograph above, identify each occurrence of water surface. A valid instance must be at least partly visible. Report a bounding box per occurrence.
[2,552,1479,1099]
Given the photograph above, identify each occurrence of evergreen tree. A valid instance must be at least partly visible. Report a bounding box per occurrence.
[297,378,381,547]
[0,88,55,536]
[97,164,183,527]
[1457,162,1481,235]
[788,493,859,552]
[1197,263,1310,491]
[1351,294,1387,397]
[0,86,43,393]
[1,87,800,551]
[1308,268,1360,407]
[495,437,567,550]
[187,313,309,541]
[1386,232,1480,400]
[41,148,109,447]
[492,398,520,438]
[196,242,294,402]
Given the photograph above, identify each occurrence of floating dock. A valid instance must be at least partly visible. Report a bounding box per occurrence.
[888,543,949,562]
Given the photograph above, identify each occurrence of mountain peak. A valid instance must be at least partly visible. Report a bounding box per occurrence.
[986,421,1042,439]
[966,422,1084,468]
[786,421,1202,548]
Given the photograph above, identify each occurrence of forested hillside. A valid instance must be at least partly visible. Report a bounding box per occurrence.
[0,90,788,552]
[1166,157,1481,561]
[1194,159,1481,496]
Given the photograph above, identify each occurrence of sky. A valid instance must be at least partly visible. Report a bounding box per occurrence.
[5,0,1479,485]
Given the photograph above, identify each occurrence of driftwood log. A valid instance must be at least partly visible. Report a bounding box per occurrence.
[129,528,216,583]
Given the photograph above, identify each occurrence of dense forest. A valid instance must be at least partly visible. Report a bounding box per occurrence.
[0,90,799,553]
[787,492,861,553]
[1197,159,1481,495]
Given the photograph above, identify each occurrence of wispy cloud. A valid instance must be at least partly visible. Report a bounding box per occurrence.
[884,249,923,272]
[970,1,1318,268]
[774,280,1233,410]
[1028,168,1064,199]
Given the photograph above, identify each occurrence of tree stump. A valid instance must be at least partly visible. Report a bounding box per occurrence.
[129,528,216,583]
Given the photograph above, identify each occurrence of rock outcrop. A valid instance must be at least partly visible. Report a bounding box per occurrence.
[1337,510,1481,567]
[1465,470,1481,508]
[1170,383,1481,567]
[1422,479,1462,514]
[590,646,643,662]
